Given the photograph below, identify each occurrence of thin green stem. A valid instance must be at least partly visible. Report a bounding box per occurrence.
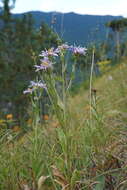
[89,49,95,125]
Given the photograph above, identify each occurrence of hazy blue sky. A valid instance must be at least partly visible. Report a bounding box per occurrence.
[12,0,127,17]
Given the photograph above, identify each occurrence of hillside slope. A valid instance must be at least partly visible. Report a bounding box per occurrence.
[0,55,127,189]
[71,59,127,119]
[70,59,127,170]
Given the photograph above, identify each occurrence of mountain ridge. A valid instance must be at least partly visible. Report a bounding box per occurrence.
[13,11,123,45]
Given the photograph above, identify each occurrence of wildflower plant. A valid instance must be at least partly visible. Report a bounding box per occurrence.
[24,43,87,129]
[23,43,87,188]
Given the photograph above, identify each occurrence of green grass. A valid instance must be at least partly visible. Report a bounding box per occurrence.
[0,58,127,190]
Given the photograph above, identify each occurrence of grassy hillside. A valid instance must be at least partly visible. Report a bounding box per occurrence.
[71,58,127,123]
[0,58,127,189]
[69,59,127,188]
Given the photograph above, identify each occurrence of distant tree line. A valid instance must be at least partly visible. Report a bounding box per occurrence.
[0,0,60,118]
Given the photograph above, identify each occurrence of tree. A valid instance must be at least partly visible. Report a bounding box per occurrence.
[0,0,59,119]
[106,18,127,59]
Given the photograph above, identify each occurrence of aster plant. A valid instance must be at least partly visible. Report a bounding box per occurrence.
[24,44,86,125]
[23,43,87,188]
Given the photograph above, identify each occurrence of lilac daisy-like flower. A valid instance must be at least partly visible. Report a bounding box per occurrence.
[23,88,34,94]
[55,43,70,53]
[23,81,47,94]
[40,48,58,57]
[69,46,87,55]
[35,57,52,71]
[29,81,47,89]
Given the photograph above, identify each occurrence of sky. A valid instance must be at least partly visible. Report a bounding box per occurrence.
[12,0,127,17]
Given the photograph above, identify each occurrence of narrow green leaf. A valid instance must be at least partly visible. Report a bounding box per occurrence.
[57,96,65,111]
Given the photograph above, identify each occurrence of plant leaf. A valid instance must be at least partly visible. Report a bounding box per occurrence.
[93,175,105,190]
[57,96,65,111]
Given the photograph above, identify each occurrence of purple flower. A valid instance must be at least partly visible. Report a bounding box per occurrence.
[55,43,70,53]
[23,81,47,94]
[30,81,47,89]
[69,46,87,55]
[35,57,52,71]
[40,48,58,57]
[23,88,34,94]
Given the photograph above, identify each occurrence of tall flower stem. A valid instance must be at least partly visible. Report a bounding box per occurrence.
[89,49,95,126]
[61,53,67,131]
